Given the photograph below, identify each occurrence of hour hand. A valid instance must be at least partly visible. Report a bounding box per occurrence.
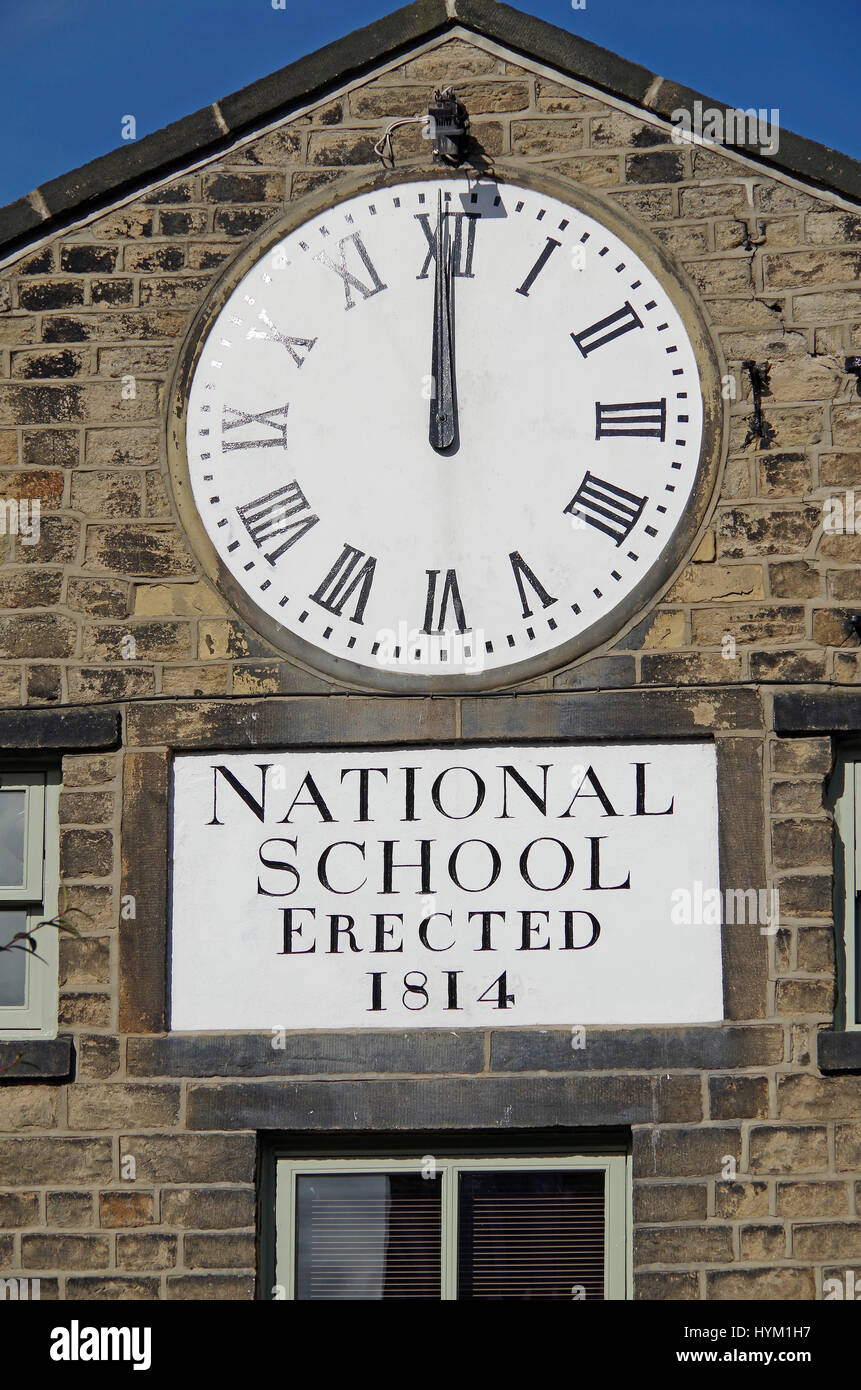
[429,193,456,451]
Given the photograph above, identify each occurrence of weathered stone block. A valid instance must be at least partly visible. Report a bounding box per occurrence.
[160,664,229,696]
[0,1191,40,1227]
[61,886,116,935]
[739,1225,787,1260]
[59,935,111,989]
[756,452,813,497]
[46,1191,95,1227]
[705,1266,815,1299]
[76,1034,121,1080]
[793,1223,861,1259]
[768,560,821,598]
[71,471,144,517]
[635,1271,699,1299]
[668,564,764,602]
[98,1190,156,1227]
[80,620,191,663]
[770,781,823,816]
[123,245,185,273]
[684,258,753,296]
[61,245,118,274]
[0,614,76,659]
[691,606,805,646]
[166,1273,255,1299]
[84,428,159,469]
[348,83,434,119]
[117,1134,256,1184]
[751,652,825,682]
[58,993,111,1028]
[766,249,861,288]
[812,607,856,646]
[138,276,213,308]
[635,1224,734,1265]
[21,1234,109,1270]
[771,738,832,775]
[774,979,833,1014]
[406,40,499,80]
[116,1232,178,1270]
[133,582,224,618]
[60,828,113,878]
[228,130,303,166]
[18,280,84,311]
[90,279,135,305]
[202,173,285,202]
[182,1232,256,1269]
[709,1075,769,1120]
[749,1125,828,1173]
[67,1083,181,1130]
[61,754,119,788]
[67,578,131,617]
[547,154,620,186]
[633,1183,708,1223]
[0,1087,59,1130]
[776,1181,848,1217]
[0,569,64,609]
[626,150,686,183]
[511,118,583,154]
[158,210,210,236]
[160,1188,255,1230]
[714,1181,769,1218]
[11,348,87,379]
[633,1127,740,1179]
[716,506,819,558]
[84,525,196,577]
[777,1073,861,1120]
[67,1276,160,1299]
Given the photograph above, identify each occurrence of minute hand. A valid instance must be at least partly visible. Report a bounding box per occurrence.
[429,197,456,451]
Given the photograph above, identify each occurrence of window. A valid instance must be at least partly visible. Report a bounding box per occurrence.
[833,753,860,1029]
[274,1154,628,1300]
[0,770,60,1037]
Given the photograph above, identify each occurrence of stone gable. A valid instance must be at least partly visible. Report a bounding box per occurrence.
[0,24,858,1302]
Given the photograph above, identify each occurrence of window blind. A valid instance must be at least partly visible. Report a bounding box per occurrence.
[457,1169,606,1300]
[295,1172,442,1300]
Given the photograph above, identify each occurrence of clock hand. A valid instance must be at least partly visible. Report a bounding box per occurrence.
[429,191,456,451]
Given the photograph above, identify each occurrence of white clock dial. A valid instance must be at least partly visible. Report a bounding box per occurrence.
[178,176,717,687]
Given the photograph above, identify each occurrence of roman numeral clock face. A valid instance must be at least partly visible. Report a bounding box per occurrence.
[174,176,720,689]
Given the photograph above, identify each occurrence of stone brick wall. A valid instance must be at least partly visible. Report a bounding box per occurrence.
[0,32,859,1300]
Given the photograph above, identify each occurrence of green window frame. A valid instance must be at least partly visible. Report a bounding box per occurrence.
[274,1152,629,1301]
[0,770,60,1038]
[833,752,860,1029]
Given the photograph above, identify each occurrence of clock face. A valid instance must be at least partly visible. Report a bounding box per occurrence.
[174,174,720,689]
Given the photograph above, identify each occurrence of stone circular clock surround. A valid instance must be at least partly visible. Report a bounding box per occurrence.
[168,163,726,692]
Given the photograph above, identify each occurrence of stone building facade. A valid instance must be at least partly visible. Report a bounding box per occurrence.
[0,0,859,1300]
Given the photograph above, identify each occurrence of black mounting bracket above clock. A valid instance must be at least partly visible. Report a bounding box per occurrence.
[428,88,470,165]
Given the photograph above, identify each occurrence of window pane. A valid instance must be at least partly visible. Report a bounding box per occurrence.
[457,1169,605,1300]
[295,1172,441,1300]
[0,791,26,887]
[0,911,28,1007]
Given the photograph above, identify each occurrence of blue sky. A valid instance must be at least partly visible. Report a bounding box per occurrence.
[1,0,857,207]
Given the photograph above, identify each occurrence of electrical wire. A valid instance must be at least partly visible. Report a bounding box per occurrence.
[373,115,430,166]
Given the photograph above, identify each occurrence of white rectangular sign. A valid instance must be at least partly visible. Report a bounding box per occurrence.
[170,742,723,1030]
